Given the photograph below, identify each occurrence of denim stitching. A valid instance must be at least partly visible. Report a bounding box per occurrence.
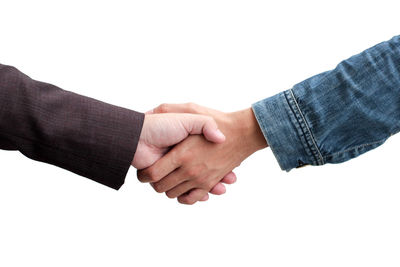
[282,91,317,165]
[324,137,388,158]
[288,89,324,165]
[251,105,287,170]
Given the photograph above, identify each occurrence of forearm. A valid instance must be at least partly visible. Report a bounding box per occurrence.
[0,64,144,189]
[253,35,400,170]
[228,108,268,155]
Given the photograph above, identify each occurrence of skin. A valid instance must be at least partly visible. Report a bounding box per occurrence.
[132,112,237,201]
[137,103,268,205]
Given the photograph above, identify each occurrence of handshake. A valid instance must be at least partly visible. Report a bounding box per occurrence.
[132,103,268,205]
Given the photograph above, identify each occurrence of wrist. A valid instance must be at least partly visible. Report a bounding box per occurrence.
[229,108,268,155]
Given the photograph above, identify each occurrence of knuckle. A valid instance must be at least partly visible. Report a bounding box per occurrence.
[186,167,199,178]
[157,103,169,113]
[196,175,208,185]
[179,197,195,205]
[179,152,192,164]
[153,183,164,193]
[165,191,176,199]
[195,176,214,190]
[186,102,198,113]
[205,180,217,190]
[137,169,152,182]
[146,168,160,182]
[169,149,181,165]
[186,198,197,205]
[136,170,146,182]
[205,116,215,124]
[201,115,214,127]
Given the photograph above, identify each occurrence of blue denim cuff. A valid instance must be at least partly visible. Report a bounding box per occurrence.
[252,89,324,171]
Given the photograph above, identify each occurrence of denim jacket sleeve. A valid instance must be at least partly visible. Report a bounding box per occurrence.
[252,35,400,171]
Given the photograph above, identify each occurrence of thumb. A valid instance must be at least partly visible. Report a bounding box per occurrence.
[180,114,226,143]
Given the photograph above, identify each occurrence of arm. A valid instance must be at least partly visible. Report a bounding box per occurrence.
[0,64,229,192]
[0,64,143,189]
[252,34,400,170]
[139,35,400,204]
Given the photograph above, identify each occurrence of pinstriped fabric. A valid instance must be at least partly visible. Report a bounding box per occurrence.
[0,64,144,189]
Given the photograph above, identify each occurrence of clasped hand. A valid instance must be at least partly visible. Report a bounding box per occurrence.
[132,103,267,205]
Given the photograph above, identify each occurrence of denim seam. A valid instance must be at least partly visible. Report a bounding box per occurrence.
[282,91,317,165]
[251,105,287,170]
[286,89,324,165]
[323,137,388,158]
[281,92,316,165]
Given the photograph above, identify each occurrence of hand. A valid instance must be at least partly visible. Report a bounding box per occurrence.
[132,112,225,169]
[132,112,236,201]
[137,103,268,204]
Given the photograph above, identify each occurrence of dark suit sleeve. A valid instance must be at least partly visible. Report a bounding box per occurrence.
[0,63,144,189]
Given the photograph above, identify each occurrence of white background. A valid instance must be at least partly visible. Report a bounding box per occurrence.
[0,0,399,266]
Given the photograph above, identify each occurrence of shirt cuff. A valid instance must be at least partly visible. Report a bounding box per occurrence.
[252,89,324,171]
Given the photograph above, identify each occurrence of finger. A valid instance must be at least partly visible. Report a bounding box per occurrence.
[153,103,203,114]
[199,193,209,201]
[152,168,189,193]
[207,171,237,195]
[165,180,195,199]
[208,172,236,195]
[181,114,225,143]
[209,183,226,195]
[221,172,237,184]
[178,189,209,205]
[137,149,180,183]
[145,109,154,115]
